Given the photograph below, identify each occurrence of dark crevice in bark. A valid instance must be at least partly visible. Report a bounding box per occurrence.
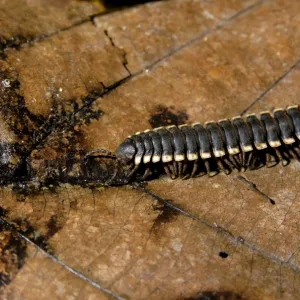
[101,0,163,10]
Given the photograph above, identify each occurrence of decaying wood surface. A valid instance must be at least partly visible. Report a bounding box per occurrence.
[1,0,300,299]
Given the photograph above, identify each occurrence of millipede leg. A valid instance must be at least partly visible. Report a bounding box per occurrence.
[275,148,289,166]
[248,152,263,170]
[248,154,256,170]
[182,161,188,177]
[245,151,253,170]
[173,161,178,177]
[178,161,183,177]
[164,164,175,179]
[196,160,207,177]
[128,164,140,178]
[236,152,243,168]
[224,156,238,170]
[287,146,300,160]
[142,166,151,180]
[266,152,277,168]
[241,152,248,171]
[204,160,216,176]
[217,159,231,175]
[289,145,300,159]
[235,154,243,170]
[203,160,209,174]
[182,173,191,180]
[231,154,242,171]
[286,147,296,159]
[191,160,199,177]
[168,162,177,178]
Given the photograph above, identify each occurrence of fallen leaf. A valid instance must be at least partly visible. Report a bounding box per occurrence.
[1,0,300,299]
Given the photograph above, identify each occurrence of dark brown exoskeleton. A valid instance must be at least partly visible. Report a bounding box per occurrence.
[87,105,300,181]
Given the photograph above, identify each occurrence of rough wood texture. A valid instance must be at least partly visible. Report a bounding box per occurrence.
[0,0,104,48]
[1,0,300,299]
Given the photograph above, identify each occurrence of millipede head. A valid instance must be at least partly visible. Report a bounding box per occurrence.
[116,138,137,163]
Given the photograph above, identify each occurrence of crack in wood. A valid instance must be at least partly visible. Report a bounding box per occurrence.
[237,175,275,205]
[240,59,300,115]
[0,11,109,58]
[104,29,132,76]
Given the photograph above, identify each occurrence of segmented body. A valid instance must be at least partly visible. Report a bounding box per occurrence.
[116,105,300,179]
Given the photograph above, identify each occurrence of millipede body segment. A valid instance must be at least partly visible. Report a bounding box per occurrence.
[116,105,300,180]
